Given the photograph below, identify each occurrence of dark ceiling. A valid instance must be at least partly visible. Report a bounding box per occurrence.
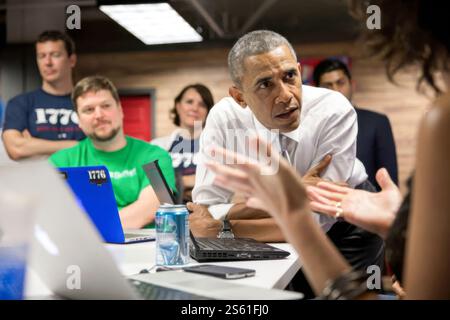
[0,0,361,53]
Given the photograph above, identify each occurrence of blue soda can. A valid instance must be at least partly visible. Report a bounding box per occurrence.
[155,204,190,266]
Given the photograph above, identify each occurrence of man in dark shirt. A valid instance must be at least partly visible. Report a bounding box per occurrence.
[2,30,85,161]
[313,59,398,190]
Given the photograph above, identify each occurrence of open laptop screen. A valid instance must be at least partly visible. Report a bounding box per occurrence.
[142,161,178,205]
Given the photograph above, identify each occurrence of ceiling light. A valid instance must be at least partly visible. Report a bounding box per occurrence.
[99,3,203,45]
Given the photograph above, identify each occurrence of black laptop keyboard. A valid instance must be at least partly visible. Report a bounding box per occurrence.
[130,279,210,300]
[196,238,278,251]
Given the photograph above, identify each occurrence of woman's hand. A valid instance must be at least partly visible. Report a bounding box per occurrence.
[307,168,403,238]
[205,138,310,227]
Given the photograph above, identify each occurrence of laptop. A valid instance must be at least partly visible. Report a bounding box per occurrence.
[58,165,154,244]
[0,161,303,300]
[142,161,291,262]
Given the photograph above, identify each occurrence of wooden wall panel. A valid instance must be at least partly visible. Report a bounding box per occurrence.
[76,42,430,193]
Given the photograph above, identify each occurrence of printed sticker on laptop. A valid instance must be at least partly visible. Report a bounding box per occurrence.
[88,169,108,185]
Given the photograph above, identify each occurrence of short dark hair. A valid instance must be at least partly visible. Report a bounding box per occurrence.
[72,76,120,111]
[170,84,214,127]
[313,59,352,86]
[228,30,297,87]
[36,30,76,56]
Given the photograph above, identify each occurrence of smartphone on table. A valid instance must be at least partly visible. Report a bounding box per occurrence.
[182,264,256,279]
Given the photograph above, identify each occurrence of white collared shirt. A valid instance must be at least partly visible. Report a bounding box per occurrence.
[192,85,367,232]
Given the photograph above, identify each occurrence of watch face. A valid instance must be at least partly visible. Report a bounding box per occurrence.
[217,220,234,239]
[218,231,235,239]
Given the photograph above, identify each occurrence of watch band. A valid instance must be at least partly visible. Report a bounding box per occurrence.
[217,219,235,239]
[222,219,232,232]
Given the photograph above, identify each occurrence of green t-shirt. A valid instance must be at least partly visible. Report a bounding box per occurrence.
[49,136,176,211]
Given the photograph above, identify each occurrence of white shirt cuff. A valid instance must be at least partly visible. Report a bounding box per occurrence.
[207,203,235,220]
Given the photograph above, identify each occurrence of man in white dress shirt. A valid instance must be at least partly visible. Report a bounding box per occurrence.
[188,31,384,293]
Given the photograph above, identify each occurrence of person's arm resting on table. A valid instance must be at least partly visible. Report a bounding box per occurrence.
[187,202,285,242]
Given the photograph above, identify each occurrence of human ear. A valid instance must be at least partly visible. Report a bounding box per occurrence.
[229,86,247,108]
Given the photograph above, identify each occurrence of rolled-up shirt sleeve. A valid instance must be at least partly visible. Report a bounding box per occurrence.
[311,94,367,188]
[192,104,235,219]
[305,92,368,232]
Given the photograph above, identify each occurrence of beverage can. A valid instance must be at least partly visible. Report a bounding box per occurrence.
[155,204,189,266]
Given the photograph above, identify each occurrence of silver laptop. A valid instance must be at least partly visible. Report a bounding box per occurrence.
[0,161,303,300]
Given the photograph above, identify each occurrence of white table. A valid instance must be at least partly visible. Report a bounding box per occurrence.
[25,239,302,298]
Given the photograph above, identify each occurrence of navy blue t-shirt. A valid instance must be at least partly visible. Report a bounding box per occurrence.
[168,135,199,176]
[3,88,85,140]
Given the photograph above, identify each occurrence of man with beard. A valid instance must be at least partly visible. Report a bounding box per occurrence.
[49,76,176,228]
